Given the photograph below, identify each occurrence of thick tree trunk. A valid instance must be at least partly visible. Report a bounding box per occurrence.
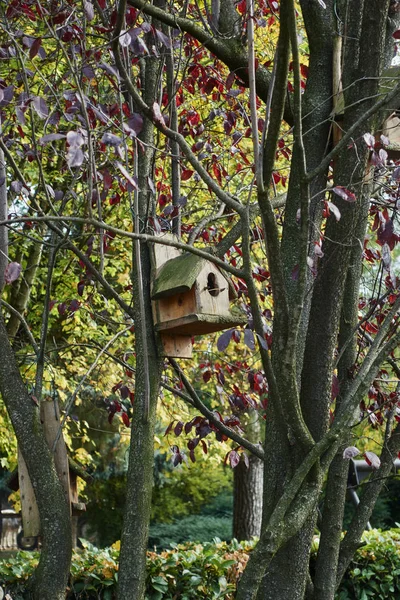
[0,317,71,600]
[233,454,263,541]
[233,410,263,541]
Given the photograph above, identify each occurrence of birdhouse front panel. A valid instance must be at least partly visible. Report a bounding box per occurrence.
[152,287,197,326]
[195,263,230,316]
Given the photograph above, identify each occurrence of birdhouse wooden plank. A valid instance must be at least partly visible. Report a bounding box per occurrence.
[382,113,400,159]
[150,235,246,357]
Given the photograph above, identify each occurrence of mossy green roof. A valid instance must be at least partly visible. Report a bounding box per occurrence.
[152,253,207,299]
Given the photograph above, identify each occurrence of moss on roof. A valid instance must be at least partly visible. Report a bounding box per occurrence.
[151,253,208,299]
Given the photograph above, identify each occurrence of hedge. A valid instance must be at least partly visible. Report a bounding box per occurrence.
[1,529,400,599]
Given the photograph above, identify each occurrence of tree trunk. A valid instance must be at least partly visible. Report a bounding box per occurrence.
[0,147,7,293]
[0,317,71,600]
[117,46,163,600]
[233,453,263,541]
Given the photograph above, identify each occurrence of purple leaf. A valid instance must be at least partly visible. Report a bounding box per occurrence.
[77,280,85,296]
[69,299,80,313]
[380,134,390,146]
[67,148,84,167]
[58,302,67,315]
[187,437,199,450]
[84,1,94,21]
[29,37,42,59]
[242,453,249,468]
[67,131,85,167]
[152,102,166,127]
[378,219,394,245]
[10,181,23,194]
[256,333,269,350]
[229,450,240,469]
[382,243,391,269]
[291,264,299,280]
[155,29,171,48]
[393,166,400,180]
[39,133,66,145]
[127,113,143,136]
[98,62,120,80]
[244,328,255,350]
[147,176,155,194]
[141,22,152,33]
[120,385,129,400]
[32,96,48,119]
[174,421,183,436]
[15,106,26,125]
[364,451,381,470]
[116,162,138,190]
[343,446,360,459]
[217,328,234,352]
[4,262,22,284]
[82,65,95,80]
[0,86,14,107]
[67,130,85,147]
[363,132,375,148]
[101,132,122,146]
[119,30,132,48]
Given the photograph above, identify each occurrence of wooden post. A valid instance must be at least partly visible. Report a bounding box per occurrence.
[40,398,71,511]
[18,447,40,538]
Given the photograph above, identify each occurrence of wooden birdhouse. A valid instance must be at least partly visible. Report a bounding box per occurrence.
[151,235,246,358]
[382,112,400,159]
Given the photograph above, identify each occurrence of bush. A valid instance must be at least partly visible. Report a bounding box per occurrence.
[1,529,400,599]
[0,538,252,600]
[148,514,232,549]
[335,529,400,600]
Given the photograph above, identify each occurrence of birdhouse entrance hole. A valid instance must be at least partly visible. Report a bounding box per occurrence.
[207,273,220,297]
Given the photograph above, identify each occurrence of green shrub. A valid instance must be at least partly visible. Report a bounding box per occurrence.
[335,529,400,600]
[148,514,232,549]
[1,529,400,599]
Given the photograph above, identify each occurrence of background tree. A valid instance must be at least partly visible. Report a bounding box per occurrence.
[0,2,399,600]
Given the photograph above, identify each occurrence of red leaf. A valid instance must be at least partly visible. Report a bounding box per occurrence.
[332,186,356,202]
[121,412,130,427]
[203,370,212,383]
[364,451,381,470]
[29,37,42,59]
[181,169,193,181]
[331,374,340,400]
[77,280,85,296]
[164,421,175,436]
